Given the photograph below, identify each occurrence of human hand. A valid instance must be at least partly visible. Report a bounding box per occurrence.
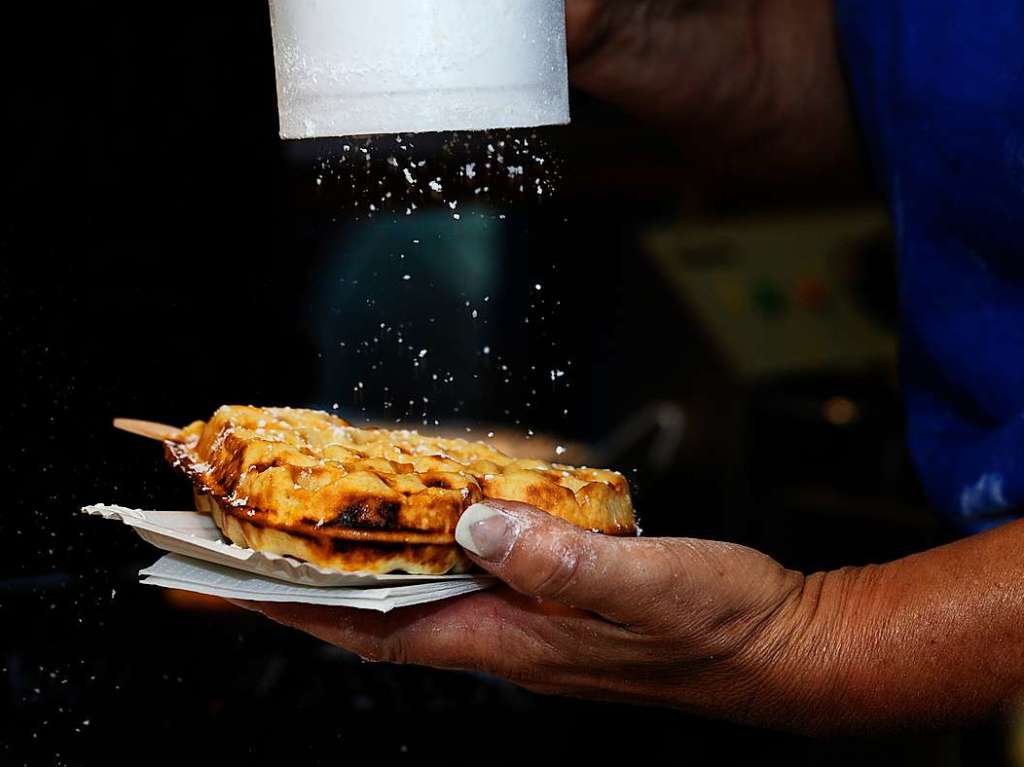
[232,500,843,731]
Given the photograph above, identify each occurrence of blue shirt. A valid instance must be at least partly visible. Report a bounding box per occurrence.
[835,1,1024,531]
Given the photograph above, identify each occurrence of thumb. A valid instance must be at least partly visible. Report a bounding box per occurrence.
[454,499,650,624]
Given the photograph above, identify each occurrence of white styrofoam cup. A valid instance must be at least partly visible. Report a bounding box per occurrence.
[268,0,571,138]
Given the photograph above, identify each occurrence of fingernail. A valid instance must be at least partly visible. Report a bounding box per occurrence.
[455,503,518,562]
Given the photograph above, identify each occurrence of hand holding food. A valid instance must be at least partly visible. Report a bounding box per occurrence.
[232,499,826,730]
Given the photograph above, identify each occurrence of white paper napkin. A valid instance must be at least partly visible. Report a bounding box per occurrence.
[141,554,493,612]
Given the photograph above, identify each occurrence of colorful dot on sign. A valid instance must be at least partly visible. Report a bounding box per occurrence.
[751,280,788,316]
[797,276,831,312]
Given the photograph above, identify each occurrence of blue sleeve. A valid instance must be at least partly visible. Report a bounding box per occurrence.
[834,0,1024,532]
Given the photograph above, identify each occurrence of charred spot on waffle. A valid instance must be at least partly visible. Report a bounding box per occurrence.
[324,539,463,570]
[326,498,401,530]
[422,476,453,489]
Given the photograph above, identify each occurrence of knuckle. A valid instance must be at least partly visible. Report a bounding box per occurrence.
[487,648,549,687]
[475,623,552,685]
[521,541,584,602]
[487,655,536,684]
[375,634,413,665]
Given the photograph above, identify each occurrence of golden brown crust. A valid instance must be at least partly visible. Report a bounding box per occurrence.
[194,492,473,574]
[165,405,636,574]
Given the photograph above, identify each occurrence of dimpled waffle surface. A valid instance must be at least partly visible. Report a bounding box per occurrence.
[167,406,637,547]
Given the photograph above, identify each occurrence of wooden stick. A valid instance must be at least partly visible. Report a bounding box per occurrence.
[113,418,182,442]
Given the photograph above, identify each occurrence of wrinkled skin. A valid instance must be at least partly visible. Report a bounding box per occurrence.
[233,502,836,732]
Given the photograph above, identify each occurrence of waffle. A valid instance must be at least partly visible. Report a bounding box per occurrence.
[165,405,637,574]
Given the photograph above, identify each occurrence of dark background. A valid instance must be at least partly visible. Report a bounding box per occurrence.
[1,4,1011,765]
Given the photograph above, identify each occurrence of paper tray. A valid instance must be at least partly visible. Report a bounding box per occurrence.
[83,504,494,610]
